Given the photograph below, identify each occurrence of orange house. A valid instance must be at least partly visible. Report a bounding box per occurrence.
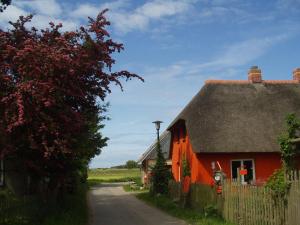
[168,67,300,186]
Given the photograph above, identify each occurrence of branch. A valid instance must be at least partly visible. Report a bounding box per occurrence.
[290,137,300,143]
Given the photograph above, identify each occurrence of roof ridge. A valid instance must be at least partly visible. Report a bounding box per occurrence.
[137,130,170,163]
[205,80,300,84]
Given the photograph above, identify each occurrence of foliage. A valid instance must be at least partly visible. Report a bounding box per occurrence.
[0,0,11,12]
[267,114,300,200]
[0,0,11,4]
[125,160,138,169]
[182,153,191,177]
[0,184,88,225]
[41,184,88,225]
[204,204,220,218]
[123,183,145,192]
[109,160,138,169]
[265,168,291,198]
[278,113,300,171]
[151,140,169,195]
[136,192,233,225]
[0,11,142,193]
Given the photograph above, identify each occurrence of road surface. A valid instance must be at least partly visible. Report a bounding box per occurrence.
[88,183,187,225]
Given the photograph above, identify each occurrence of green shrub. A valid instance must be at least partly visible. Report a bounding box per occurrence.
[151,142,169,195]
[182,155,191,177]
[0,184,88,225]
[278,113,300,170]
[136,192,232,225]
[204,204,219,218]
[265,168,291,198]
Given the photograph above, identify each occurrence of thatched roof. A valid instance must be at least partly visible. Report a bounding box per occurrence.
[168,81,300,153]
[137,131,171,163]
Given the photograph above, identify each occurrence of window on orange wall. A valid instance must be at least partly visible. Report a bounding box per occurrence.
[231,159,255,185]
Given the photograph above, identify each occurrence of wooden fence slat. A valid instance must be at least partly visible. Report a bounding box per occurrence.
[168,170,300,225]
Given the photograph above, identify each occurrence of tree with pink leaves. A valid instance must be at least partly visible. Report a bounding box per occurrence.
[0,10,142,194]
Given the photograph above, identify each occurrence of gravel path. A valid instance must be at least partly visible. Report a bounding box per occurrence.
[88,183,187,225]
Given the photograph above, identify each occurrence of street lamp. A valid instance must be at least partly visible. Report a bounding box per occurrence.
[152,120,163,141]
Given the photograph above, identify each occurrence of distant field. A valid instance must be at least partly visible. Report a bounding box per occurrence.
[88,168,141,185]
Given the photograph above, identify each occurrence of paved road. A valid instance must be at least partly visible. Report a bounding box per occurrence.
[88,183,187,225]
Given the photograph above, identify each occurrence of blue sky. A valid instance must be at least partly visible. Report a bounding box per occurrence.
[1,0,300,168]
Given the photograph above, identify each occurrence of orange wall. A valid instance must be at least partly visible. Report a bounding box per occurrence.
[170,125,283,185]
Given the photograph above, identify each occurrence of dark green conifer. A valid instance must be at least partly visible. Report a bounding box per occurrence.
[151,141,169,195]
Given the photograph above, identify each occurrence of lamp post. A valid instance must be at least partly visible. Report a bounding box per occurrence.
[152,120,163,142]
[152,120,167,194]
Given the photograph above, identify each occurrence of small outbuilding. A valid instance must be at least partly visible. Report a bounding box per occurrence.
[138,131,172,185]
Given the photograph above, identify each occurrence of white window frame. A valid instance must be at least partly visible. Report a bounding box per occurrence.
[230,159,256,184]
[0,159,4,186]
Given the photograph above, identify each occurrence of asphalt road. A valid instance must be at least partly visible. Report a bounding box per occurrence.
[88,183,187,225]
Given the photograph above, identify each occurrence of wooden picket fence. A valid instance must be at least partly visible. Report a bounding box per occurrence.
[189,183,222,211]
[223,171,300,225]
[168,180,181,202]
[168,180,222,211]
[168,171,300,225]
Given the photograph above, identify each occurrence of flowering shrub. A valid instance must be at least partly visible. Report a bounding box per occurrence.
[0,11,142,191]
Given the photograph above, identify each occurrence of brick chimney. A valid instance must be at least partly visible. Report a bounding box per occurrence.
[293,68,300,82]
[248,66,262,83]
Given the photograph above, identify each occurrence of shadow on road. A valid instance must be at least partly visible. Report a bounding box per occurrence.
[88,182,187,225]
[89,182,130,189]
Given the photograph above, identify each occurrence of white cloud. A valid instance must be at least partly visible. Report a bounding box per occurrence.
[1,0,195,34]
[0,1,78,31]
[110,12,149,33]
[136,0,191,19]
[30,14,78,31]
[14,0,62,17]
[184,34,290,76]
[72,4,100,19]
[71,0,129,19]
[277,0,300,9]
[113,0,193,33]
[0,5,27,28]
[137,33,292,84]
[70,0,195,34]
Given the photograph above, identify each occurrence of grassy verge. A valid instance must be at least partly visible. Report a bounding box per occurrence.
[41,184,88,225]
[0,184,88,225]
[122,183,147,193]
[136,192,233,225]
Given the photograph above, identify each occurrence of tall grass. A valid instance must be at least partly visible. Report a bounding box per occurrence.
[0,184,88,225]
[42,184,88,225]
[136,192,234,225]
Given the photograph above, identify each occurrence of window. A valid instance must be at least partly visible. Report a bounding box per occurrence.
[231,159,255,184]
[0,160,4,186]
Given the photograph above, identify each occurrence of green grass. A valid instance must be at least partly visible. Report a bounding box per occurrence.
[41,184,88,225]
[0,184,88,225]
[136,192,234,225]
[123,184,148,193]
[88,168,141,186]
